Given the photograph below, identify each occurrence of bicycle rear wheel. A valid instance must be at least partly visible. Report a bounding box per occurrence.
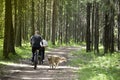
[34,52,38,69]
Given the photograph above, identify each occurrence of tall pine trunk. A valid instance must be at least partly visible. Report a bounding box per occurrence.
[91,2,95,50]
[31,0,35,36]
[86,3,91,52]
[3,0,16,58]
[118,0,120,50]
[104,12,109,53]
[94,2,99,54]
[109,6,114,53]
[15,0,22,47]
[43,0,46,39]
[52,0,57,45]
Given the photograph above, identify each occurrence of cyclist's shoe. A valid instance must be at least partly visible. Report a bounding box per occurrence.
[41,60,45,64]
[38,60,43,65]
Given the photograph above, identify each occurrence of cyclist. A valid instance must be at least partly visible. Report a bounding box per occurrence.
[30,30,42,62]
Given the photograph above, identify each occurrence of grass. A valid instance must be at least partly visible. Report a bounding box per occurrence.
[0,39,119,80]
[69,49,120,80]
[0,42,32,63]
[0,39,80,63]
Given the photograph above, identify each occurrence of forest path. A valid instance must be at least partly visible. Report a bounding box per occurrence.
[1,46,80,80]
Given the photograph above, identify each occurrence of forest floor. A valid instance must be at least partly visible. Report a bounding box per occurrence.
[0,46,80,80]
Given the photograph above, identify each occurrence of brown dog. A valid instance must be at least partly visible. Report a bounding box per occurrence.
[47,55,67,69]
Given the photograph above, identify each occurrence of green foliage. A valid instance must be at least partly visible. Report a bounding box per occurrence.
[0,41,32,63]
[69,49,120,80]
[0,0,4,38]
[0,40,82,63]
[0,40,78,63]
[50,40,82,47]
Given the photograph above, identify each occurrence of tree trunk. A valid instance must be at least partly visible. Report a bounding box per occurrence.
[31,0,35,36]
[58,1,63,44]
[91,3,95,50]
[118,0,120,50]
[86,3,91,52]
[94,2,99,54]
[65,15,68,44]
[15,0,22,47]
[52,0,57,45]
[3,0,16,58]
[109,5,114,53]
[104,13,109,53]
[14,0,17,41]
[104,0,114,53]
[43,0,46,39]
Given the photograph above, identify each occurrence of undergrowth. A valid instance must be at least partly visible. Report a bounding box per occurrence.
[69,49,120,80]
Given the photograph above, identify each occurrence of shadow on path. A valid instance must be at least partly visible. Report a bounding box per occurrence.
[1,46,80,80]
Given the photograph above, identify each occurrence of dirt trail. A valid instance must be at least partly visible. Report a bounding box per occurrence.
[1,46,80,80]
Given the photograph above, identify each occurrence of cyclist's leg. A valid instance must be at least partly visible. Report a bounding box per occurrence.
[42,47,45,60]
[31,47,36,62]
[39,48,44,64]
[39,48,41,57]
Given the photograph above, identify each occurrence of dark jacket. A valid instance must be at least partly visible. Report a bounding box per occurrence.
[31,34,42,48]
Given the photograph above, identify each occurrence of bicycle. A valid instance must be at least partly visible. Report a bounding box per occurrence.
[33,49,42,69]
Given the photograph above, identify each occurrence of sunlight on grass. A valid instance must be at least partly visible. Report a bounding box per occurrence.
[15,46,31,58]
[89,74,111,80]
[0,45,32,64]
[69,49,120,80]
[21,77,54,80]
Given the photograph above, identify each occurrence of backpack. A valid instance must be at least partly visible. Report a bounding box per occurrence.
[31,35,42,47]
[40,39,48,47]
